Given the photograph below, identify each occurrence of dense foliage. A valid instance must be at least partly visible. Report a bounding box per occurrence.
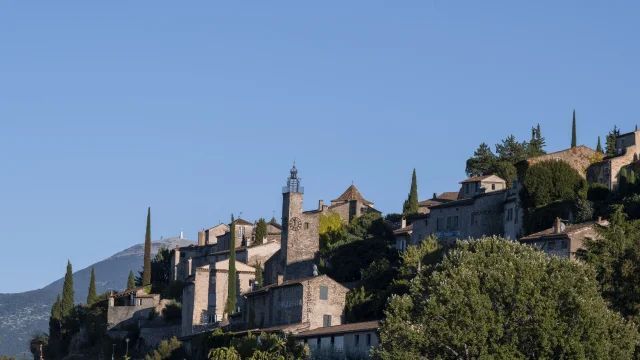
[145,337,186,360]
[402,169,419,215]
[519,159,589,234]
[61,260,74,317]
[466,126,545,187]
[577,205,640,324]
[127,269,135,290]
[572,109,577,148]
[605,125,620,157]
[374,237,639,359]
[206,330,309,360]
[254,218,268,245]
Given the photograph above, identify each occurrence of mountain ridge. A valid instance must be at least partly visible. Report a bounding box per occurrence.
[0,237,195,357]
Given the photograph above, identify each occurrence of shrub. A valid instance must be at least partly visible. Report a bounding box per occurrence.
[162,280,184,300]
[588,183,610,202]
[162,302,182,324]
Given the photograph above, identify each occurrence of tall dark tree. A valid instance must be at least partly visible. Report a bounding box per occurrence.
[527,123,546,157]
[254,261,263,288]
[127,270,135,290]
[254,218,268,246]
[596,136,603,153]
[48,294,62,356]
[402,169,419,215]
[619,167,629,194]
[465,142,496,177]
[86,267,97,306]
[61,260,74,317]
[143,207,152,286]
[605,125,620,157]
[571,110,577,148]
[226,215,237,315]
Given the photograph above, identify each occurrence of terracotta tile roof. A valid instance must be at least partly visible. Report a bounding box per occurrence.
[460,175,494,183]
[234,218,253,226]
[393,224,412,235]
[245,275,327,297]
[438,192,460,201]
[519,221,608,242]
[332,185,372,205]
[295,321,380,338]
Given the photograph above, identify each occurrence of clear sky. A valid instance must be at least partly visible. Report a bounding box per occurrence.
[1,1,639,293]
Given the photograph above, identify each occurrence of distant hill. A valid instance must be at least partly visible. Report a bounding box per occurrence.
[0,237,195,357]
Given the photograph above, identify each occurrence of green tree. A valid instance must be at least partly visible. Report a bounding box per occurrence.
[519,159,586,209]
[86,267,97,306]
[465,142,496,177]
[143,207,152,286]
[526,123,546,157]
[374,237,639,359]
[577,206,640,323]
[596,136,603,153]
[136,246,172,288]
[208,347,241,360]
[254,261,263,288]
[127,270,135,290]
[226,215,237,315]
[605,125,620,157]
[571,109,577,147]
[629,170,636,192]
[145,336,186,360]
[619,167,629,194]
[402,169,419,215]
[254,218,268,246]
[319,212,345,252]
[61,260,74,317]
[48,295,61,356]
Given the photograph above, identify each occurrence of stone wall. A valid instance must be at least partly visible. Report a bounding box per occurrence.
[182,282,195,335]
[303,276,348,330]
[139,325,181,350]
[282,191,320,281]
[525,146,601,178]
[247,241,281,267]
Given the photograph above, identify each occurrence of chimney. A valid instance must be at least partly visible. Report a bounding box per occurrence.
[554,217,562,234]
[198,230,205,246]
[187,258,193,277]
[277,274,284,285]
[318,200,324,210]
[433,192,437,200]
[401,218,407,229]
[597,216,602,224]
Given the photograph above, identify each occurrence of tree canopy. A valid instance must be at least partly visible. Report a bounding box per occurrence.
[402,169,419,215]
[374,237,639,360]
[143,207,152,286]
[86,267,97,306]
[61,260,74,317]
[254,218,268,246]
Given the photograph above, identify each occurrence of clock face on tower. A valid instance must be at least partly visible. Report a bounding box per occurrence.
[289,217,302,231]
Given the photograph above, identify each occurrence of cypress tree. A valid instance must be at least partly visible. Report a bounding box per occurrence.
[254,261,263,288]
[254,218,268,246]
[61,260,74,317]
[226,215,237,315]
[48,294,62,355]
[403,169,419,215]
[143,207,152,286]
[629,170,636,193]
[606,126,619,157]
[571,110,577,148]
[596,136,603,153]
[127,270,135,290]
[620,167,629,194]
[87,267,97,306]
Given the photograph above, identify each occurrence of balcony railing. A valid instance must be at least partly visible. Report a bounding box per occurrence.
[283,186,304,194]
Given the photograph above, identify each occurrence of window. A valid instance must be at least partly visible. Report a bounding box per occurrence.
[547,241,556,251]
[323,315,332,327]
[304,222,309,230]
[446,216,459,229]
[475,182,480,191]
[491,183,496,190]
[366,334,372,346]
[317,338,321,346]
[138,299,143,306]
[239,226,245,238]
[506,208,513,222]
[331,336,335,346]
[437,217,444,231]
[320,286,329,300]
[453,216,459,229]
[355,334,360,346]
[561,240,568,250]
[446,216,451,229]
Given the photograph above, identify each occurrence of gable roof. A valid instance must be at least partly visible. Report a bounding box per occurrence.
[418,192,460,207]
[332,185,372,205]
[234,218,253,226]
[295,321,380,338]
[245,274,345,297]
[460,175,504,184]
[214,259,255,273]
[393,224,412,235]
[519,220,608,242]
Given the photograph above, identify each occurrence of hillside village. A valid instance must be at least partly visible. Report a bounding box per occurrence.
[26,122,640,360]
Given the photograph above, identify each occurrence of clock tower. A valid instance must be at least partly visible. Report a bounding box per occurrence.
[280,164,319,280]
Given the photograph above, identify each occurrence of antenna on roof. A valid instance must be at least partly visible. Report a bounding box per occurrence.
[239,211,243,219]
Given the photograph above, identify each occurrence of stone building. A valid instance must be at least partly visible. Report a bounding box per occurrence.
[418,192,459,214]
[181,260,256,336]
[295,321,380,359]
[107,287,169,330]
[423,175,507,245]
[265,218,283,243]
[393,218,412,251]
[243,275,349,332]
[519,217,607,260]
[216,218,254,250]
[197,223,229,247]
[324,184,379,223]
[587,129,640,191]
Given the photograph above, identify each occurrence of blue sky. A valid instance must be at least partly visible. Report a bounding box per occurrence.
[1,1,639,293]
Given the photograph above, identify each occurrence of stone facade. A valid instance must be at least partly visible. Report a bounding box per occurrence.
[418,192,459,215]
[216,218,254,250]
[324,185,380,223]
[107,288,163,330]
[459,175,506,200]
[295,321,380,359]
[520,145,601,180]
[197,223,229,246]
[244,275,348,330]
[587,131,640,191]
[181,260,256,336]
